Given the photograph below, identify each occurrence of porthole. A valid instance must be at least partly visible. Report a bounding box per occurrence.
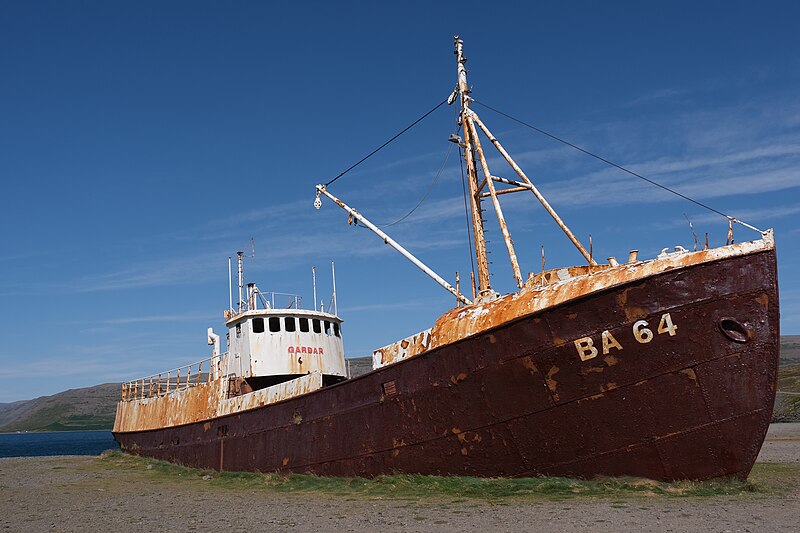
[718,317,749,343]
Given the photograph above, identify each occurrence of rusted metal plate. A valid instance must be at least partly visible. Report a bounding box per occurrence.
[114,372,323,432]
[373,329,431,368]
[372,234,774,368]
[115,244,778,481]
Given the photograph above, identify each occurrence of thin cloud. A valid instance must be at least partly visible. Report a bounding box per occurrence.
[342,298,445,313]
[643,203,800,233]
[97,313,218,325]
[625,88,687,107]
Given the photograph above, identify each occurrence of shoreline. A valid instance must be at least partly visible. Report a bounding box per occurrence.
[0,428,113,435]
[1,424,798,532]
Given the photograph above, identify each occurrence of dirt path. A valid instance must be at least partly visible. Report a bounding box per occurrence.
[1,424,798,533]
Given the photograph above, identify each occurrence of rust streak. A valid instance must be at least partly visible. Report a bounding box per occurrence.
[450,372,468,384]
[545,366,560,394]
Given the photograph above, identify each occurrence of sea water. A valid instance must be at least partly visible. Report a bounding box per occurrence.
[0,431,118,457]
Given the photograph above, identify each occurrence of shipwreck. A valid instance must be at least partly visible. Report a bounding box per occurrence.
[114,37,779,481]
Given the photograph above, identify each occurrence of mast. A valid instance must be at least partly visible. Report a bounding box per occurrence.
[236,251,244,312]
[331,261,338,316]
[312,266,318,312]
[228,256,233,312]
[315,38,594,306]
[455,36,492,297]
[455,35,597,279]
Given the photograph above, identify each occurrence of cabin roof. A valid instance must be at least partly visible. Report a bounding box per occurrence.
[224,308,343,327]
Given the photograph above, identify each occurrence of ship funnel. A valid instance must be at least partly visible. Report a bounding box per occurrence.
[247,282,256,311]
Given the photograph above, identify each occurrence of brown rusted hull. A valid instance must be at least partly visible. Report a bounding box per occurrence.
[114,248,779,481]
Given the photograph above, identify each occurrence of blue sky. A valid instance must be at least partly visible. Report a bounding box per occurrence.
[1,1,799,402]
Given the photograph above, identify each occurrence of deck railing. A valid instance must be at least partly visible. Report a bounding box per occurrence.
[121,354,227,401]
[257,291,302,310]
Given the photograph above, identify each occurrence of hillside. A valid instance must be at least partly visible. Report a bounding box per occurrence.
[774,363,800,422]
[347,356,373,378]
[0,383,120,432]
[1,338,798,432]
[780,335,800,366]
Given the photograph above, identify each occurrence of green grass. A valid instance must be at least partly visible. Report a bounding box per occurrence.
[0,404,116,432]
[99,451,799,500]
[778,364,800,393]
[772,364,800,422]
[0,404,73,432]
[748,462,800,494]
[44,414,116,431]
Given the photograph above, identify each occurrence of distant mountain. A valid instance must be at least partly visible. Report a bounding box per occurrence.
[1,340,798,433]
[781,335,800,366]
[346,356,373,378]
[0,383,120,432]
[0,400,27,428]
[774,362,800,422]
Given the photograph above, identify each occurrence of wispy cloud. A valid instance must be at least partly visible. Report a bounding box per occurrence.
[43,90,800,297]
[641,203,800,234]
[624,88,688,107]
[341,298,445,313]
[59,250,224,292]
[93,313,217,325]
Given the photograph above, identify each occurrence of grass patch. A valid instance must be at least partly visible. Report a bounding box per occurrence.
[98,451,799,500]
[0,404,73,432]
[0,404,115,432]
[748,462,800,494]
[778,364,800,393]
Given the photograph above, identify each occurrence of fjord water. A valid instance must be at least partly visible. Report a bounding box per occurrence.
[0,431,118,457]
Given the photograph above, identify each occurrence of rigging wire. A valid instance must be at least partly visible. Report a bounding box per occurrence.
[472,100,761,231]
[379,140,455,228]
[351,120,460,228]
[324,98,449,187]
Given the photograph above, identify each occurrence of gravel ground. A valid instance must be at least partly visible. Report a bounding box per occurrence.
[1,424,798,533]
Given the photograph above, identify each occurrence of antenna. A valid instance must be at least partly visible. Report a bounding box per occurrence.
[331,261,338,316]
[312,266,318,312]
[237,251,244,313]
[228,257,233,312]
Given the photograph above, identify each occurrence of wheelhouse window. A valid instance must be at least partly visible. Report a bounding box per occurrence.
[252,317,265,333]
[324,320,331,335]
[236,323,241,337]
[269,317,281,332]
[312,319,321,334]
[333,323,340,337]
[285,317,296,332]
[299,317,309,333]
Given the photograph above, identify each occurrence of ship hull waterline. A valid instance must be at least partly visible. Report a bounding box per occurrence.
[114,249,779,481]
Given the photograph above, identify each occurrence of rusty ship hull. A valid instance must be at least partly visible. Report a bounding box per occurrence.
[114,241,779,481]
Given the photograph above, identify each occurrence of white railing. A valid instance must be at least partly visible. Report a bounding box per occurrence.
[257,291,302,310]
[121,353,227,401]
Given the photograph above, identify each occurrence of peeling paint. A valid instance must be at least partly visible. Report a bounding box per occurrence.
[114,372,323,432]
[370,233,775,370]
